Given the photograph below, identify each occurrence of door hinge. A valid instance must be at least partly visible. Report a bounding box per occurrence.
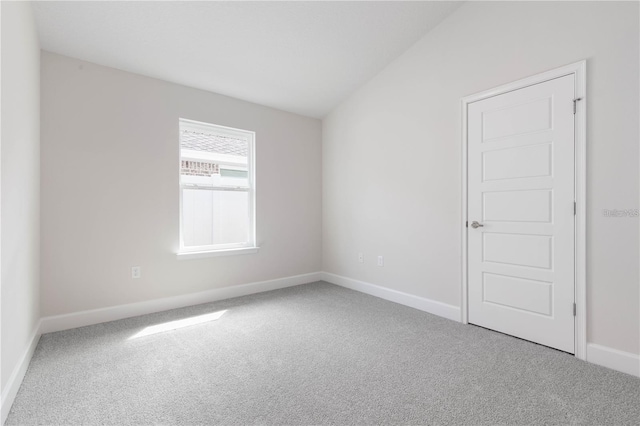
[574,201,577,215]
[573,98,583,114]
[465,221,468,228]
[573,303,577,316]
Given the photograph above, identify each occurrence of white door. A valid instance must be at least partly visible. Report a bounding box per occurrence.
[467,75,575,353]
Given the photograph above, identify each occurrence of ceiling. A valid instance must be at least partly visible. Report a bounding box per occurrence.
[32,1,462,118]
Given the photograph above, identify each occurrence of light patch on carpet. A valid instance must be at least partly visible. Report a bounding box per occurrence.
[7,283,639,425]
[128,309,227,339]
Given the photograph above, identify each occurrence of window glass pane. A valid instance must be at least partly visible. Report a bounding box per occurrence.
[220,168,249,187]
[180,168,249,189]
[180,129,248,157]
[181,189,249,248]
[181,160,218,179]
[180,129,249,188]
[179,119,254,252]
[220,169,248,179]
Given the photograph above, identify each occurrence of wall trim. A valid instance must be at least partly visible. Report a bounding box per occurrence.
[321,272,461,322]
[1,321,42,425]
[586,343,640,377]
[321,273,640,377]
[2,275,637,424]
[40,272,322,334]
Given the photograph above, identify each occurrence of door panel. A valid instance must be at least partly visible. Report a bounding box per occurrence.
[482,98,552,140]
[482,143,552,181]
[483,233,553,269]
[468,75,575,353]
[483,190,552,223]
[483,273,552,316]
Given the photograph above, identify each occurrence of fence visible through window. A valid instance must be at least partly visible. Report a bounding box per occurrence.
[179,119,255,252]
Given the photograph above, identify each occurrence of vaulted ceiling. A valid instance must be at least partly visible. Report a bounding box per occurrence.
[32,1,462,118]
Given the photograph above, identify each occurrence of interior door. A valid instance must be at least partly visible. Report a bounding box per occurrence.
[467,74,576,353]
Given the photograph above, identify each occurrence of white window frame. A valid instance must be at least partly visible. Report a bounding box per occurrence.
[177,118,257,259]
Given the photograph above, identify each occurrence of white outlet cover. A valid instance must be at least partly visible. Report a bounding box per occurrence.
[131,266,141,279]
[377,256,384,267]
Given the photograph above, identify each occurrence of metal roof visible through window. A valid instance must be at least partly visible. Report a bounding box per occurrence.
[180,130,248,157]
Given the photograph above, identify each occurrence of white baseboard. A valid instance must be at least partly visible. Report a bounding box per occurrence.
[320,274,640,378]
[586,343,640,377]
[321,272,461,322]
[5,273,637,425]
[1,320,42,425]
[41,272,322,334]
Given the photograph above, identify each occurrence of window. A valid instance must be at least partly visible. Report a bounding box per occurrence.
[178,119,256,256]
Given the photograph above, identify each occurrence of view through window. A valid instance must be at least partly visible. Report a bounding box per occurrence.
[179,119,255,252]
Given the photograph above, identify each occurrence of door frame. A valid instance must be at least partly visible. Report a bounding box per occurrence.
[461,61,587,360]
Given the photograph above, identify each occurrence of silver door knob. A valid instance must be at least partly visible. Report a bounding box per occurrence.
[471,221,484,229]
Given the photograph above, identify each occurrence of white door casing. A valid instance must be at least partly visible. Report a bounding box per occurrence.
[466,74,577,353]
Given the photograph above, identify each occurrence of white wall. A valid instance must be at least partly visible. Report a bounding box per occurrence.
[323,1,639,355]
[41,52,322,316]
[1,0,41,399]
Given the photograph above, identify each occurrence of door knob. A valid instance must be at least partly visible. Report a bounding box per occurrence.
[471,221,484,229]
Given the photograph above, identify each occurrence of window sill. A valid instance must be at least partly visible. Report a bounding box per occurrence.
[176,247,259,260]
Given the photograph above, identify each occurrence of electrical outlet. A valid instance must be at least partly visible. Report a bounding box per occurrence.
[358,252,364,263]
[377,256,384,267]
[131,266,141,279]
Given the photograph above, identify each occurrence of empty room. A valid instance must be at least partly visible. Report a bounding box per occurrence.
[2,1,639,424]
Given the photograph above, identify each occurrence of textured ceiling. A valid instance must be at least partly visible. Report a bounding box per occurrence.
[32,1,462,118]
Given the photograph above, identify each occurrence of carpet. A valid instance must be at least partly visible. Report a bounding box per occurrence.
[6,281,640,425]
